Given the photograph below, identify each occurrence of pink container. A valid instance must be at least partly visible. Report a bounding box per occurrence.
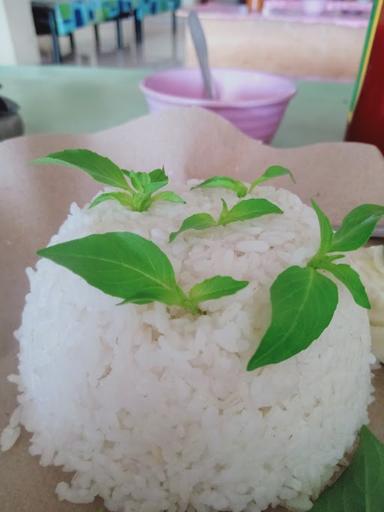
[140,68,296,143]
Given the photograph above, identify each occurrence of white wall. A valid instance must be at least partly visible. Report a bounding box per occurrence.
[0,0,40,65]
[0,0,16,64]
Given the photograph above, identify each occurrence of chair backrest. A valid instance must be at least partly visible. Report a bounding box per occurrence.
[72,1,91,27]
[81,0,104,23]
[54,2,77,35]
[119,0,135,13]
[101,0,120,19]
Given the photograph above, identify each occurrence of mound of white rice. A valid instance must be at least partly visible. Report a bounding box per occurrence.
[2,183,374,512]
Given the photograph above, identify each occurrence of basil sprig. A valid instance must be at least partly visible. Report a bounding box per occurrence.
[37,232,248,314]
[248,265,338,369]
[34,149,185,212]
[311,426,384,511]
[170,198,283,242]
[247,201,384,371]
[192,165,295,198]
[192,176,248,198]
[330,204,384,252]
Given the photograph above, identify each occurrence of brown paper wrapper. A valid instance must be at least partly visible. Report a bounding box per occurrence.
[0,108,383,512]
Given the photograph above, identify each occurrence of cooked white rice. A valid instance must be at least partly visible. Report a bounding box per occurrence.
[3,183,374,512]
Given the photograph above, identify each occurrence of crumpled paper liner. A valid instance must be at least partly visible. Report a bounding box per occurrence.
[0,107,383,512]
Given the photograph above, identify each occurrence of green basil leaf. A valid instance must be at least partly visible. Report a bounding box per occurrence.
[127,192,150,212]
[149,168,167,182]
[249,165,295,191]
[311,200,334,256]
[151,191,186,204]
[169,213,217,242]
[89,192,133,209]
[311,426,384,512]
[188,275,249,303]
[330,204,384,252]
[247,266,338,370]
[219,198,283,226]
[37,232,185,306]
[192,176,248,198]
[34,149,130,190]
[220,198,230,215]
[147,167,168,192]
[217,198,230,224]
[123,168,168,196]
[327,254,345,262]
[127,171,151,192]
[121,169,132,179]
[145,168,168,194]
[320,261,371,309]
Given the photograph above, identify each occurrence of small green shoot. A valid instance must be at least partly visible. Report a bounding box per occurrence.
[192,166,295,197]
[170,198,282,242]
[34,149,185,212]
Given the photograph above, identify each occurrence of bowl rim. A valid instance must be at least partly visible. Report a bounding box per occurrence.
[140,68,297,109]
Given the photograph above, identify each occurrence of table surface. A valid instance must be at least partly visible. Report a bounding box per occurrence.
[0,65,353,147]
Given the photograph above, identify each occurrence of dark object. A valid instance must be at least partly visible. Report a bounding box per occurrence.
[69,32,76,53]
[0,88,24,142]
[134,11,143,44]
[345,0,384,153]
[32,2,64,63]
[116,17,123,48]
[94,23,101,51]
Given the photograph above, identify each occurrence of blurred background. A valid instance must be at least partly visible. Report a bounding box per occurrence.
[0,0,378,147]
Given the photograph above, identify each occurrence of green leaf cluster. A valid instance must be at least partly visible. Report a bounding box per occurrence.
[35,150,383,373]
[247,201,384,371]
[171,166,291,242]
[38,232,248,314]
[192,165,295,197]
[170,198,283,242]
[34,149,185,212]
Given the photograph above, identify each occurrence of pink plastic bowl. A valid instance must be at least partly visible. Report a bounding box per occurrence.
[140,68,296,143]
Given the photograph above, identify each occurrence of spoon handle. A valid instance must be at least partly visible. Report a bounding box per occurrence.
[188,11,214,100]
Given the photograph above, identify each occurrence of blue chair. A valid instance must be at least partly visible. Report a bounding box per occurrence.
[72,1,91,27]
[31,1,77,62]
[54,2,77,36]
[102,0,120,19]
[86,0,105,23]
[119,0,136,14]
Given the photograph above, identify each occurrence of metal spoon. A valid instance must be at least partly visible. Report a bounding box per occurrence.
[187,11,215,100]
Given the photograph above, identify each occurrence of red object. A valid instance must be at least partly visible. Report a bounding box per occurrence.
[345,0,384,152]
